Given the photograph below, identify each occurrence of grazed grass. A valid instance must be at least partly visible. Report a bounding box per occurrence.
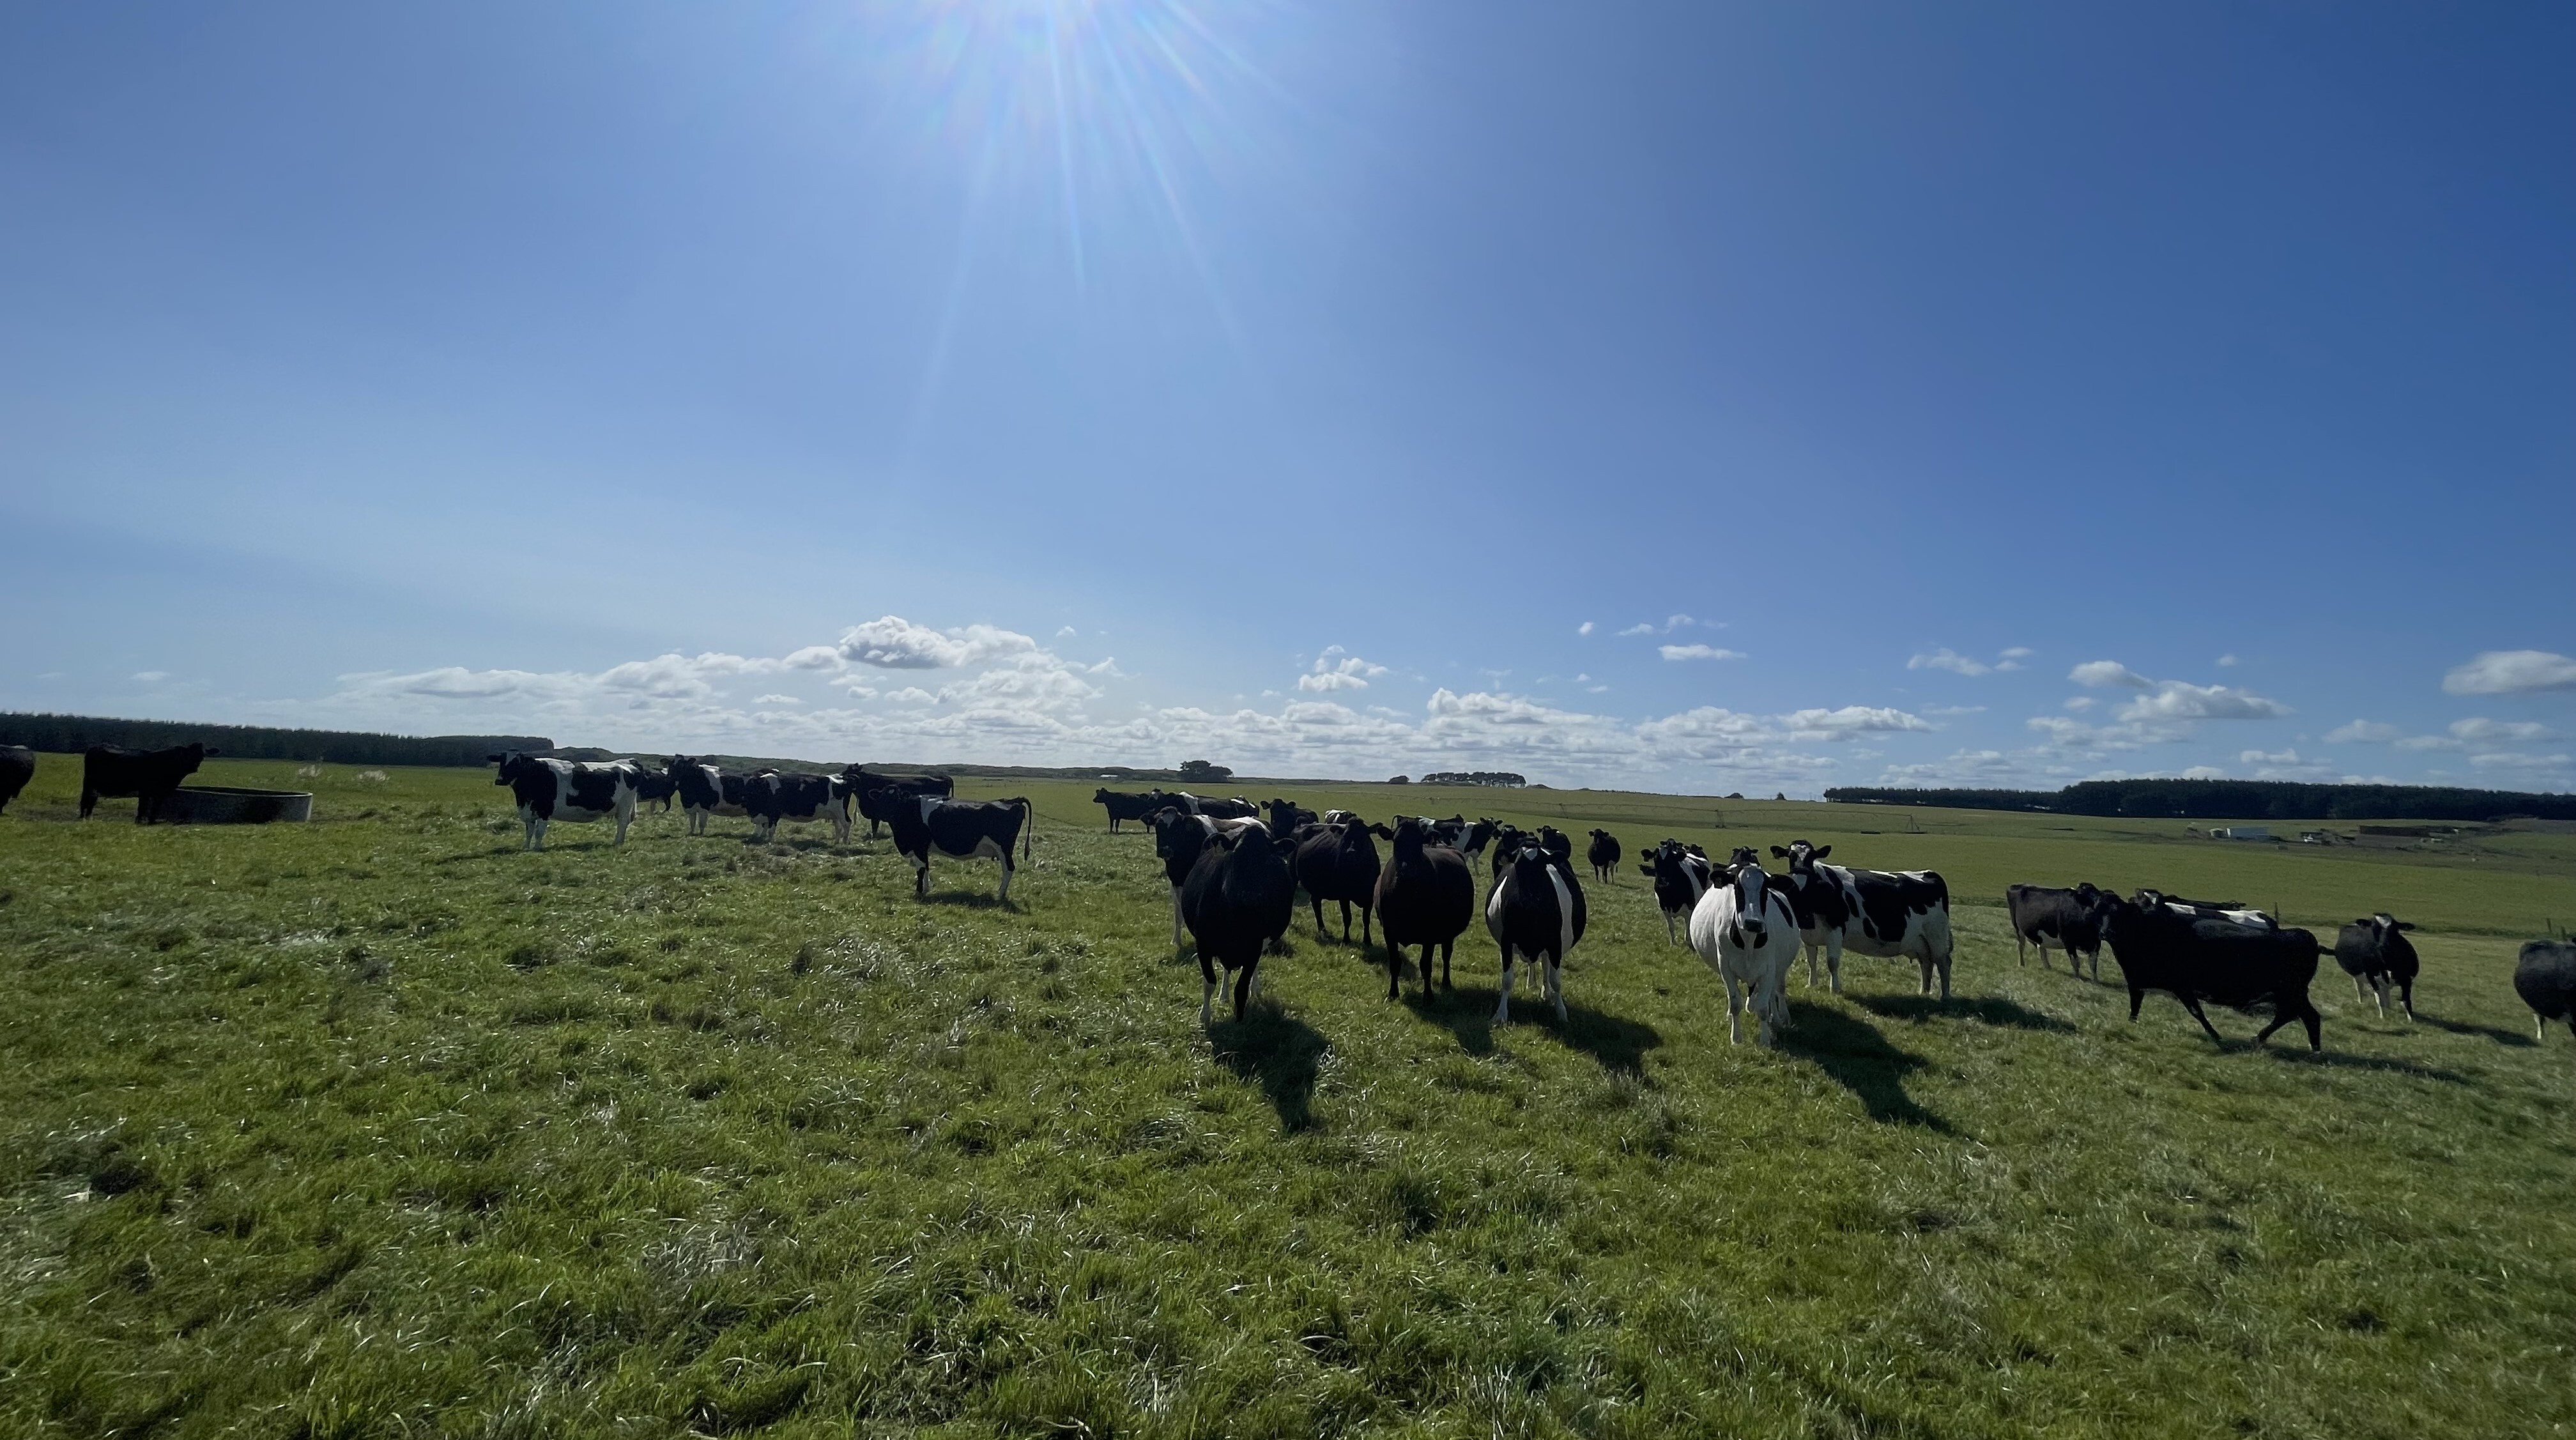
[3,755,2572,1437]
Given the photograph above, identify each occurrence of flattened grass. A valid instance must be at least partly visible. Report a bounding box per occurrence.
[2,756,2572,1437]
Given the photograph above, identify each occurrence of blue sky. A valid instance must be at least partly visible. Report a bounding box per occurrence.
[4,2,2571,792]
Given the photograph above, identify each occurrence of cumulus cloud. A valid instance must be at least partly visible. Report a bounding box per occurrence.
[2326,719,2403,744]
[1577,622,1595,636]
[1908,648,1989,677]
[1997,647,2032,671]
[2117,680,2292,723]
[2070,661,2154,690]
[1615,623,1655,637]
[2450,717,2560,744]
[2216,654,2240,667]
[1298,647,1390,693]
[1777,707,1937,741]
[834,616,1038,670]
[2444,650,2576,696]
[753,694,800,706]
[2468,751,2572,774]
[1660,644,1745,662]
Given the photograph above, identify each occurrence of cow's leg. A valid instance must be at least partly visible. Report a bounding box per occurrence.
[2398,978,2413,1020]
[1361,902,1374,948]
[1234,961,1256,1021]
[1664,909,1676,946]
[1494,946,1517,1023]
[1170,885,1185,947]
[1385,944,1402,1002]
[1935,952,1952,1001]
[2301,1002,2322,1051]
[2180,995,2226,1045]
[2016,931,2028,967]
[1547,955,1567,1023]
[2128,987,2145,1022]
[80,787,97,820]
[912,857,930,898]
[1826,934,1843,994]
[1199,953,1220,1027]
[1439,940,1453,990]
[996,856,1015,904]
[529,816,548,852]
[1312,896,1328,940]
[1805,940,1821,987]
[614,808,633,846]
[1338,899,1353,943]
[2370,976,2387,1018]
[1724,971,1745,1045]
[1243,963,1262,1010]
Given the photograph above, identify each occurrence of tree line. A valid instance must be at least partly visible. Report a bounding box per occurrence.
[0,713,555,769]
[1823,777,2576,822]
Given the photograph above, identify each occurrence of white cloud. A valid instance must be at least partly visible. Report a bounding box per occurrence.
[1777,706,1936,741]
[2326,719,2403,744]
[2070,661,2154,690]
[1577,622,1596,636]
[2468,751,2572,774]
[753,694,800,706]
[1055,626,1078,639]
[2064,696,2097,712]
[131,671,169,682]
[1615,623,1655,637]
[2179,766,2229,781]
[2450,717,2561,744]
[1298,646,1390,693]
[834,616,1038,670]
[1659,644,1745,662]
[1924,705,1986,717]
[2216,654,2239,668]
[2444,650,2576,696]
[2116,680,2292,723]
[1908,648,1989,677]
[885,687,938,706]
[2393,733,2462,752]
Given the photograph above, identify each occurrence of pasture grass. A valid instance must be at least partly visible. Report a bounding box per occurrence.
[3,755,2573,1437]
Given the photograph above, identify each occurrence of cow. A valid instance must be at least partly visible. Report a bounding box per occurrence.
[489,753,641,850]
[1263,798,1319,834]
[1322,809,1360,826]
[1772,841,1956,999]
[2334,914,2419,1020]
[1148,806,1269,946]
[80,743,214,823]
[2007,882,2116,980]
[631,770,677,814]
[1486,834,1587,1023]
[847,767,954,837]
[1586,829,1622,884]
[882,793,1033,901]
[2099,894,2324,1051]
[744,770,852,845]
[668,756,755,836]
[1165,792,1260,821]
[2135,889,2275,930]
[1370,816,1476,1000]
[1687,852,1802,1047]
[1096,788,1163,832]
[1181,819,1295,1025]
[1293,817,1382,944]
[1637,839,1715,945]
[2515,940,2576,1045]
[0,745,34,815]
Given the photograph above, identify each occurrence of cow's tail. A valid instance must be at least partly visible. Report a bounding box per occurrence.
[1012,798,1035,862]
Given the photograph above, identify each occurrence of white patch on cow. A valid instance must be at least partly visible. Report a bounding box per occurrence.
[970,835,1005,861]
[917,794,940,823]
[1545,865,1575,961]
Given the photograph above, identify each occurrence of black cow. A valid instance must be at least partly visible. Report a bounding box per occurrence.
[631,771,677,814]
[80,743,213,823]
[2007,882,2115,980]
[1181,820,1295,1025]
[847,767,954,837]
[1486,823,1530,878]
[1148,807,1268,946]
[1486,834,1588,1023]
[1586,829,1621,884]
[1163,791,1259,821]
[1294,817,1382,944]
[1263,797,1319,834]
[2515,940,2576,1045]
[669,756,755,836]
[1371,816,1476,999]
[1772,841,1956,999]
[0,745,34,815]
[2334,914,2419,1020]
[745,770,852,845]
[882,792,1032,901]
[489,753,641,850]
[1637,839,1714,945]
[2099,894,2324,1051]
[1096,788,1163,832]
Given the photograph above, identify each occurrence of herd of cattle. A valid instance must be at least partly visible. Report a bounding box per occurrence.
[6,744,2575,1058]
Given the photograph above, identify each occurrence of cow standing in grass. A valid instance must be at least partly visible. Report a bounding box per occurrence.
[882,793,1032,902]
[2008,882,2115,980]
[80,743,213,823]
[848,767,953,838]
[1181,820,1294,1025]
[1638,839,1713,945]
[1487,834,1587,1023]
[2334,914,2419,1020]
[668,756,753,836]
[1688,852,1800,1046]
[1294,818,1382,945]
[491,753,641,850]
[2516,940,2576,1045]
[1149,807,1268,947]
[745,771,852,845]
[1096,788,1162,832]
[1586,829,1621,884]
[1772,840,1956,999]
[1372,817,1476,999]
[0,746,33,815]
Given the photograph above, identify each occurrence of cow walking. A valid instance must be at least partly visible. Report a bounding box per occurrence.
[1181,820,1295,1025]
[1487,835,1587,1023]
[2334,914,2419,1020]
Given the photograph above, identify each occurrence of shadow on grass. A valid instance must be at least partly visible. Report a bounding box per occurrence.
[1401,984,1664,1075]
[1212,1006,1330,1133]
[1779,1002,1959,1133]
[2259,1047,2474,1084]
[1853,993,2077,1034]
[2411,1012,2540,1048]
[921,891,1017,912]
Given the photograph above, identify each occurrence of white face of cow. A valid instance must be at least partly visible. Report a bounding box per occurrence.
[1734,865,1770,940]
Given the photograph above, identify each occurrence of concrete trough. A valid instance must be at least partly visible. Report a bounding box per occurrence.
[153,786,313,825]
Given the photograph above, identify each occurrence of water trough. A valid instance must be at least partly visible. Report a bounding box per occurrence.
[153,786,314,824]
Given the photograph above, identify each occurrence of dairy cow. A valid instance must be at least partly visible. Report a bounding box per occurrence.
[1181,820,1294,1025]
[1371,817,1476,999]
[2099,894,2324,1050]
[1095,788,1163,832]
[1148,806,1269,946]
[80,743,215,823]
[489,753,641,850]
[0,746,34,815]
[1586,829,1622,884]
[2007,882,2116,980]
[2515,940,2576,1045]
[1637,839,1714,945]
[1772,841,1956,999]
[1687,852,1801,1047]
[745,770,852,844]
[847,767,954,837]
[1294,817,1382,944]
[668,756,754,836]
[1487,834,1587,1023]
[2334,914,2419,1020]
[882,793,1033,901]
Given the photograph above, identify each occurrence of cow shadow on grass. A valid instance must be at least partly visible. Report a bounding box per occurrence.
[2257,1046,2474,1085]
[1853,993,2077,1034]
[2410,1012,2540,1048]
[1779,1002,1959,1133]
[921,891,1016,912]
[1402,984,1664,1076]
[1211,1007,1330,1133]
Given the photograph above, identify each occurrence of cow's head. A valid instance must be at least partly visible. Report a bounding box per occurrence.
[487,751,527,786]
[1094,787,1114,803]
[1726,857,1775,948]
[1146,806,1211,862]
[2361,912,2415,937]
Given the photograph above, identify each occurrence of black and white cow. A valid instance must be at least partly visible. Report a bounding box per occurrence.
[1096,788,1163,832]
[2135,889,2275,930]
[1263,797,1319,835]
[631,771,677,814]
[490,753,641,850]
[1487,834,1587,1023]
[1372,816,1476,999]
[2333,914,2419,1020]
[1293,817,1383,944]
[2514,940,2576,1045]
[847,767,954,837]
[1637,839,1715,945]
[1687,852,1801,1047]
[882,792,1033,901]
[1149,806,1269,946]
[2007,882,2116,980]
[1586,829,1622,884]
[745,770,852,845]
[80,742,214,822]
[667,756,753,836]
[1163,791,1259,821]
[1181,819,1294,1025]
[2099,894,2324,1050]
[1772,841,1956,998]
[0,745,34,815]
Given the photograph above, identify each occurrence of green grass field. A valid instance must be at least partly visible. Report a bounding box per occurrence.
[4,755,2573,1438]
